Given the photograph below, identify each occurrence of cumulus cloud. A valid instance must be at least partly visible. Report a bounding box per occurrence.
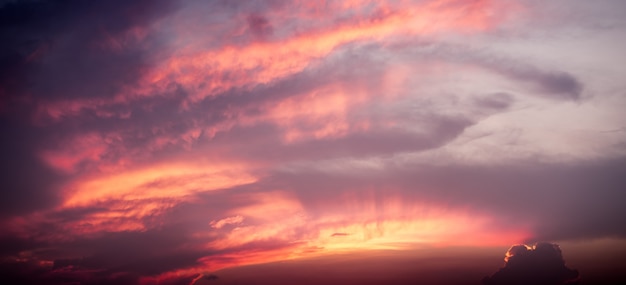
[483,242,580,285]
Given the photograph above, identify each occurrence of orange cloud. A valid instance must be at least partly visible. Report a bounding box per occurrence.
[62,161,256,207]
[27,161,257,236]
[210,215,244,229]
[4,159,259,240]
[177,191,530,275]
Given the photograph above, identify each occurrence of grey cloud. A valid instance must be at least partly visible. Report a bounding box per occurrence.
[42,227,213,279]
[247,13,273,39]
[497,67,582,100]
[214,114,473,164]
[0,0,180,102]
[391,159,626,241]
[259,158,626,241]
[0,234,46,257]
[473,92,516,111]
[0,259,197,285]
[0,259,141,285]
[476,56,583,101]
[394,41,584,100]
[483,242,580,285]
[0,118,63,218]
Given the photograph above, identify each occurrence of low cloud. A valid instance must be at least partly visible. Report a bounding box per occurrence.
[483,242,580,285]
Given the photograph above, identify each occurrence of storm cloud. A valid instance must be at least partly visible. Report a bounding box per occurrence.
[483,242,580,285]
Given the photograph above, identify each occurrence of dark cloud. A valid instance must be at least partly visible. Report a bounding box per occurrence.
[59,227,209,274]
[0,0,179,102]
[0,117,63,217]
[494,64,582,101]
[0,0,180,216]
[0,259,142,285]
[483,242,580,285]
[0,263,196,285]
[502,68,582,100]
[0,235,43,256]
[0,225,209,284]
[473,92,515,111]
[230,116,472,162]
[247,14,273,39]
[397,41,584,100]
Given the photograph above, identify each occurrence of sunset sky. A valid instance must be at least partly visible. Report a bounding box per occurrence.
[1,0,625,284]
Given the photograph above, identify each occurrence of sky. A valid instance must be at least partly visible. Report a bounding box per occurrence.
[1,0,625,284]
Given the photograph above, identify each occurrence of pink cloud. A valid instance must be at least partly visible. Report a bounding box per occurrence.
[39,133,108,174]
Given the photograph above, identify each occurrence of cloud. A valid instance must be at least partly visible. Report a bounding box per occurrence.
[394,159,626,241]
[0,0,180,216]
[394,41,585,100]
[247,14,273,40]
[210,215,244,229]
[0,118,63,218]
[0,258,146,285]
[0,0,179,113]
[4,156,622,283]
[65,229,205,270]
[472,92,515,111]
[483,242,580,285]
[259,157,626,242]
[1,0,625,284]
[190,273,219,285]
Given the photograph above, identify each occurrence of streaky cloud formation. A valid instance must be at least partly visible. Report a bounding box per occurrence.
[1,0,626,284]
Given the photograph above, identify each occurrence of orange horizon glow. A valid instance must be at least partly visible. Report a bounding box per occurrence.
[50,187,530,282]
